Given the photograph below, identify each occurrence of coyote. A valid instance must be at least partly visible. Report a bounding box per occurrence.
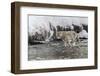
[56,31,79,47]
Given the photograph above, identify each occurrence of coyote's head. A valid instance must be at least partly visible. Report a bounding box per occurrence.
[56,31,65,39]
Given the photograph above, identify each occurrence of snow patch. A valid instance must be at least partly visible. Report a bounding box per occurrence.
[79,30,88,38]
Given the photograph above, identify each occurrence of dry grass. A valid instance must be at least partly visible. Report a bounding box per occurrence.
[28,40,88,61]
